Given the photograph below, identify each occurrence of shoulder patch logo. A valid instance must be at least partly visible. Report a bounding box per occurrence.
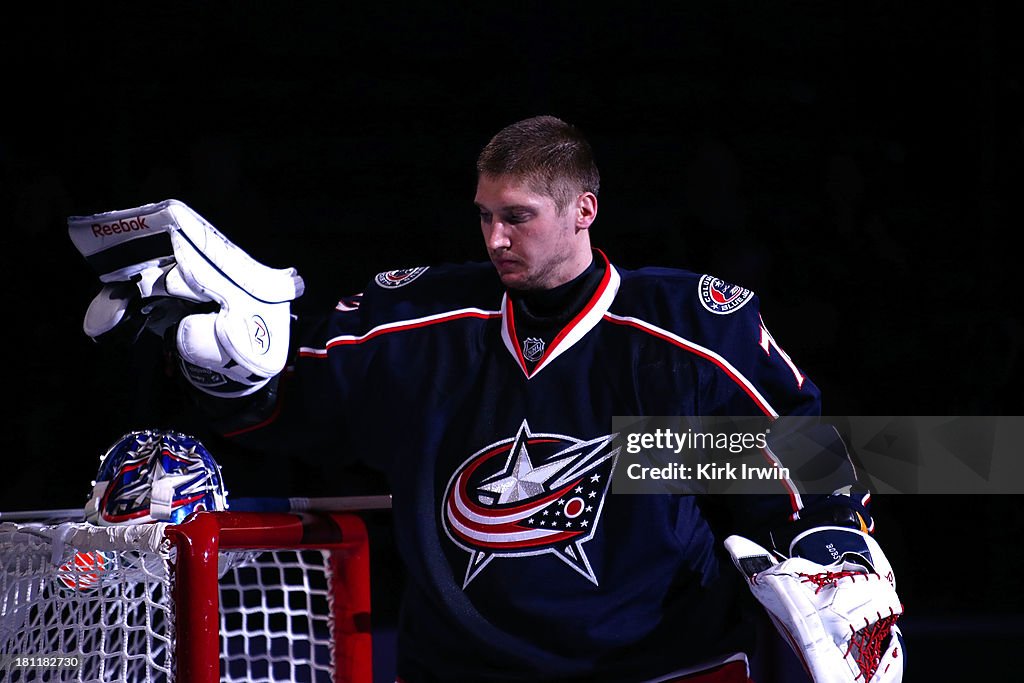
[698,275,754,315]
[374,266,429,289]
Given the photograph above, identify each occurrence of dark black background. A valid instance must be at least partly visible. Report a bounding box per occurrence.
[4,3,1022,680]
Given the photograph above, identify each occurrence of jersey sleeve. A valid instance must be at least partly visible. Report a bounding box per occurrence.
[186,275,388,467]
[201,262,501,474]
[688,278,873,549]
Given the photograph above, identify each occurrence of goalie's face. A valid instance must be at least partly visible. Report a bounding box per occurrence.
[475,174,596,291]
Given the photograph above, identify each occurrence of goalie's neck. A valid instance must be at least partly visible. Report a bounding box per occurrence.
[500,253,614,378]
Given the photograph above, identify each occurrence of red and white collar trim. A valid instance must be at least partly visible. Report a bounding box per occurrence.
[500,250,621,379]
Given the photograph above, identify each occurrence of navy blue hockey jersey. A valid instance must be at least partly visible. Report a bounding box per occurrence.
[236,250,862,682]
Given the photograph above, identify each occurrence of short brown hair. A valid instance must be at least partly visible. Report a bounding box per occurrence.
[476,115,600,213]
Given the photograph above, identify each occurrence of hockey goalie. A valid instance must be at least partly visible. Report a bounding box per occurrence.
[67,187,905,682]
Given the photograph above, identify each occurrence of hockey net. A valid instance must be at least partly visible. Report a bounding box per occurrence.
[0,511,372,683]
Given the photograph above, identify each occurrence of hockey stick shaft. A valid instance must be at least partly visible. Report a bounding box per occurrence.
[0,495,393,521]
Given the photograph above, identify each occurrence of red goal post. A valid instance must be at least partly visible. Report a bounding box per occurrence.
[171,511,373,683]
[0,510,376,683]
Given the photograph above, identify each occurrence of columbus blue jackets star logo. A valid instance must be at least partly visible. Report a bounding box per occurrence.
[442,420,620,587]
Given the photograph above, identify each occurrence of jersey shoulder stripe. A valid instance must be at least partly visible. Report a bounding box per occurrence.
[602,311,779,418]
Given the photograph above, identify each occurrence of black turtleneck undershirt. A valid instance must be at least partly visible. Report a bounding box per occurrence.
[507,255,606,372]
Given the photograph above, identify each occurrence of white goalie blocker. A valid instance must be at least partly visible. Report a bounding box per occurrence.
[68,199,305,397]
[725,531,904,683]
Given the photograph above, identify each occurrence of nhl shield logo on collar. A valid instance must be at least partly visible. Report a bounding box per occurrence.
[522,337,545,362]
[698,275,754,315]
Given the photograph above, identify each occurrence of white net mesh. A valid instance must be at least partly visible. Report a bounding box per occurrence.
[0,522,174,682]
[219,549,336,683]
[0,522,339,683]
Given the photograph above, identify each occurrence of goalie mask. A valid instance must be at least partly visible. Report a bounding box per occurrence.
[85,429,229,526]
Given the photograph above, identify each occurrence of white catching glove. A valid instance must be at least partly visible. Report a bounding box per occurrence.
[724,528,904,683]
[69,199,305,397]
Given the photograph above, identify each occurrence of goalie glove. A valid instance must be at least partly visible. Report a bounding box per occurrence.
[69,199,304,397]
[724,529,904,683]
